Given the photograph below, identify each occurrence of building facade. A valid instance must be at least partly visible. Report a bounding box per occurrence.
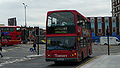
[112,0,120,17]
[87,17,120,37]
[8,18,17,26]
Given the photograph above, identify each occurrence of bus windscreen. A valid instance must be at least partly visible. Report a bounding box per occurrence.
[47,12,75,34]
[47,36,76,50]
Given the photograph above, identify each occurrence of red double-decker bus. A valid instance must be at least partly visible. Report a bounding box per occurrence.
[0,26,22,46]
[46,10,92,63]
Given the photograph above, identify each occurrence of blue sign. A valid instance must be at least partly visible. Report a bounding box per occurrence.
[2,32,10,35]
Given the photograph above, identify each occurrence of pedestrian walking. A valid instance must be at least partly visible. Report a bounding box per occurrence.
[33,42,37,52]
[0,45,3,58]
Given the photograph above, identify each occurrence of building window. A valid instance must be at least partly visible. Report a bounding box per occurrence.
[90,17,95,33]
[105,17,109,35]
[112,17,116,32]
[97,17,102,33]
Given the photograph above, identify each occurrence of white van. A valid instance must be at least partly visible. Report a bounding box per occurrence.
[100,37,120,45]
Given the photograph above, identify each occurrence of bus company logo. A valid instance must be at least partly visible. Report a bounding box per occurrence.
[78,29,80,32]
[78,28,80,32]
[54,54,67,57]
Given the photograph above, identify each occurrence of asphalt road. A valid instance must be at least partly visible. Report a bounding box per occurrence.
[1,43,120,68]
[92,43,120,56]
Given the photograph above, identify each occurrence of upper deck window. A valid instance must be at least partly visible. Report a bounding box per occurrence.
[9,28,14,32]
[0,27,15,32]
[47,12,74,27]
[3,28,9,31]
[47,12,75,34]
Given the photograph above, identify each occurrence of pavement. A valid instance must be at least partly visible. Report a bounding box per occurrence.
[79,43,120,68]
[80,55,120,68]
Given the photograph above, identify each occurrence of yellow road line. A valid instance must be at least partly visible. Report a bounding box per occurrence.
[76,56,99,68]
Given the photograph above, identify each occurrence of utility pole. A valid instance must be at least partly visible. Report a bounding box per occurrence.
[22,3,27,27]
[22,3,28,44]
[107,26,110,55]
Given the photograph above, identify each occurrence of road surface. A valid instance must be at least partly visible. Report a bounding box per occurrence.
[1,43,120,68]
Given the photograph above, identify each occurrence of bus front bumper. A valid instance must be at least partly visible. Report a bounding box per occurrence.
[46,58,79,62]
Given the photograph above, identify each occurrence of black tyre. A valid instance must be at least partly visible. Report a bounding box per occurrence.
[104,43,107,45]
[81,52,84,60]
[54,61,62,64]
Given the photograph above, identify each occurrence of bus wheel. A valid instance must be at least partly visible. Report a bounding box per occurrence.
[88,50,91,57]
[81,52,84,60]
[54,61,62,64]
[89,50,91,55]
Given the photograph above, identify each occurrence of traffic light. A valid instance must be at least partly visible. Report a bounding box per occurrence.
[34,27,39,36]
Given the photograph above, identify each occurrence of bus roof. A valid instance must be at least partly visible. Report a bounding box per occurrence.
[47,10,90,22]
[0,26,20,28]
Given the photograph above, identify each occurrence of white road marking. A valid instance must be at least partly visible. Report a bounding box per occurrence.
[0,57,32,67]
[2,49,7,53]
[0,54,44,67]
[1,57,12,59]
[26,54,43,58]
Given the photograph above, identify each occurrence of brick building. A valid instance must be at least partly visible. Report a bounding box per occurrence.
[87,17,119,36]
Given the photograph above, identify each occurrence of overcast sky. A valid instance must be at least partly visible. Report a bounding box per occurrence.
[0,0,111,28]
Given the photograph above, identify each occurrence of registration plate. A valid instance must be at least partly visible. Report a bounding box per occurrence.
[57,58,64,60]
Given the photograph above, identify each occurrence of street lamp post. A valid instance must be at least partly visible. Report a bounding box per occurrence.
[22,3,27,27]
[22,3,27,44]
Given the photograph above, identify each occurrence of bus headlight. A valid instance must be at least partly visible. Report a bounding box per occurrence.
[47,55,50,56]
[72,53,77,56]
